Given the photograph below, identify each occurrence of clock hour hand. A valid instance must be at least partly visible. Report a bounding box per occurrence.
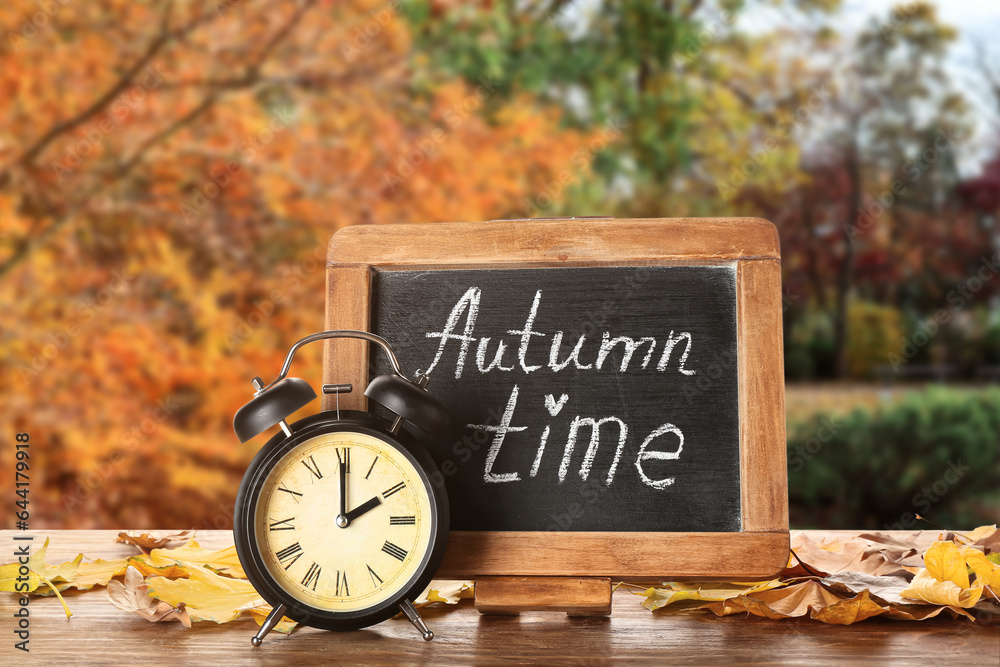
[343,496,382,525]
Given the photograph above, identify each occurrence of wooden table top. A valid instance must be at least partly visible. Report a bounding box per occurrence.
[1,530,998,666]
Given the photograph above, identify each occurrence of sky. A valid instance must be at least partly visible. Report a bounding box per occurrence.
[739,0,1000,174]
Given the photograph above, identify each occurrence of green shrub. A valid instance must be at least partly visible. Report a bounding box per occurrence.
[787,387,1000,530]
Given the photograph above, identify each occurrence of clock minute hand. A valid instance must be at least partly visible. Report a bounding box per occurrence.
[344,496,382,524]
[336,458,348,528]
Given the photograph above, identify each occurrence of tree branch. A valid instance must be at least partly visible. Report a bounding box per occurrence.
[10,1,177,170]
[0,0,322,282]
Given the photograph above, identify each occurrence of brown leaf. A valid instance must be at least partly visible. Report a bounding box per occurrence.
[106,565,191,627]
[702,580,846,619]
[883,603,975,621]
[115,531,195,554]
[970,526,1000,555]
[791,532,915,578]
[823,571,912,605]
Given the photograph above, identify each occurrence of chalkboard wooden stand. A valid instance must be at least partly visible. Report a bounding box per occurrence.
[475,576,612,616]
[323,217,788,617]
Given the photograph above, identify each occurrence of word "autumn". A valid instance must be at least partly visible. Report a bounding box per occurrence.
[420,286,699,490]
[421,287,697,379]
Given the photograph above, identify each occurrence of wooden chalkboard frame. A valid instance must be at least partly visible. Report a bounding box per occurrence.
[324,217,788,580]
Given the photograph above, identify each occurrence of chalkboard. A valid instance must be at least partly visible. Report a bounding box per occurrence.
[323,218,788,579]
[370,265,741,533]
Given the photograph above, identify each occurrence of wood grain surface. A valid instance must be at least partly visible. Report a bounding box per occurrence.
[2,530,997,666]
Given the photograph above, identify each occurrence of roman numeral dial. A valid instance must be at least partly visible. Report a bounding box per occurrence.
[255,432,433,614]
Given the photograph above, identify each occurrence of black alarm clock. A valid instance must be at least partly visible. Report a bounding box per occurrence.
[232,330,450,647]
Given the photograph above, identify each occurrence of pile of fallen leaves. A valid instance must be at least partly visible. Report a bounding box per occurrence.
[0,531,472,634]
[2,528,998,630]
[631,526,1000,624]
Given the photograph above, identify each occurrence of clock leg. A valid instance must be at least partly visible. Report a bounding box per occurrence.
[399,599,434,641]
[251,603,288,647]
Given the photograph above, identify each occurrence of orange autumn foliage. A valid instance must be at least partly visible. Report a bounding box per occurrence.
[0,0,597,528]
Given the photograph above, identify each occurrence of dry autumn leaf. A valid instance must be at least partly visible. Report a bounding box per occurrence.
[107,565,191,627]
[923,541,969,588]
[129,539,246,579]
[0,538,78,617]
[416,580,475,606]
[67,558,130,591]
[635,580,785,611]
[791,532,920,578]
[115,530,195,553]
[823,572,911,605]
[900,570,983,608]
[808,590,887,625]
[145,562,293,633]
[898,541,1000,608]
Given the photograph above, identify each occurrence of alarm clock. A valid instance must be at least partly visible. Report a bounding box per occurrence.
[232,330,450,647]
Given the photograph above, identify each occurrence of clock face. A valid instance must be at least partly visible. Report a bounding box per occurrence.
[253,430,434,612]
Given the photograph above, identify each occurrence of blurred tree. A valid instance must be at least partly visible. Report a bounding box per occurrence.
[0,0,591,528]
[404,0,840,217]
[748,3,972,376]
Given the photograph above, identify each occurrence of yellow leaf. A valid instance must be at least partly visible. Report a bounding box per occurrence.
[0,538,80,595]
[809,590,887,625]
[145,540,246,579]
[146,565,265,624]
[417,580,474,606]
[66,559,129,591]
[0,561,39,594]
[900,570,983,608]
[636,580,785,611]
[249,606,297,634]
[961,547,1000,591]
[35,573,73,618]
[923,541,969,589]
[127,555,191,580]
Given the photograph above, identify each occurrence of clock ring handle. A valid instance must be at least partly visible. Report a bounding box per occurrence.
[258,329,404,395]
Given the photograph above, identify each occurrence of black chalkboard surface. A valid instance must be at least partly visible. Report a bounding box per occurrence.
[371,265,740,533]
